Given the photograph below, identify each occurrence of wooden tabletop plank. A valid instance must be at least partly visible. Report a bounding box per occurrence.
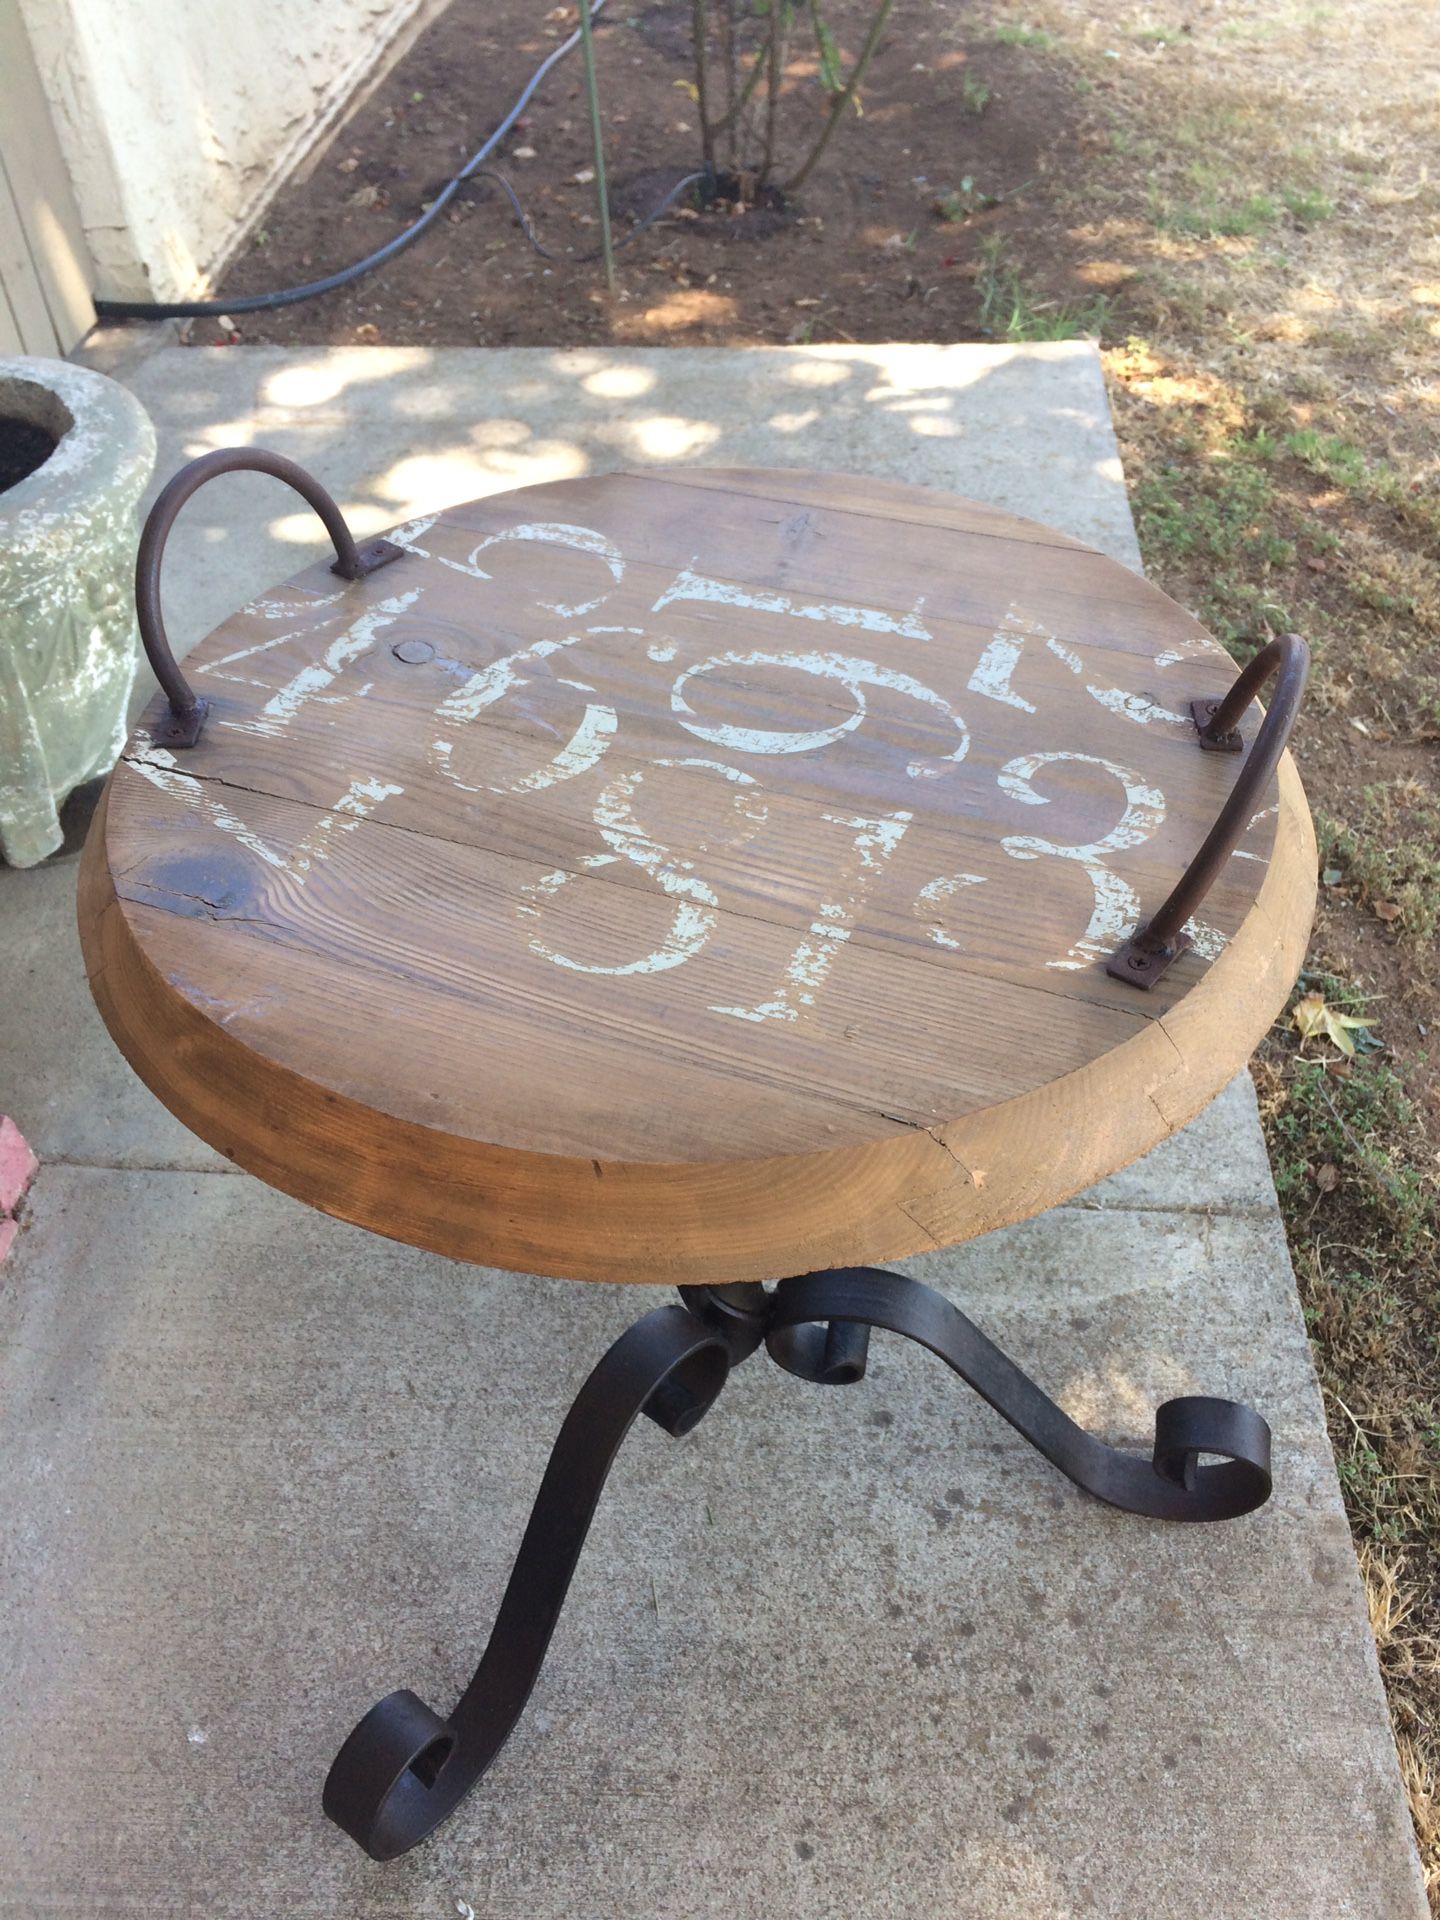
[377,469,1228,673]
[104,765,1155,1150]
[110,737,1271,1024]
[652,466,1098,549]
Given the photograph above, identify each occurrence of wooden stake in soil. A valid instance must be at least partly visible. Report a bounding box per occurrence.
[578,0,616,292]
[693,0,716,175]
[758,0,793,187]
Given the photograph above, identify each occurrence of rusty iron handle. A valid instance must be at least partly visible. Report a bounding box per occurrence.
[134,447,403,748]
[1107,632,1310,989]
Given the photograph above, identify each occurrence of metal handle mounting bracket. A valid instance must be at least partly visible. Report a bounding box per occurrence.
[135,447,404,748]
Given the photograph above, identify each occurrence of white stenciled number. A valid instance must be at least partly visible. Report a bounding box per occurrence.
[391,516,625,620]
[521,758,766,976]
[130,745,402,877]
[651,565,932,642]
[224,588,422,740]
[915,871,987,951]
[713,809,912,1024]
[1042,629,1190,731]
[430,625,660,797]
[998,750,1165,971]
[969,604,1192,732]
[671,649,968,778]
[966,612,1040,714]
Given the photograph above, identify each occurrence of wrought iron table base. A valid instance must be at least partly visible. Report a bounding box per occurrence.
[323,1267,1272,1861]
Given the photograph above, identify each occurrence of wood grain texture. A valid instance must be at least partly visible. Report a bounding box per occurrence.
[79,468,1315,1283]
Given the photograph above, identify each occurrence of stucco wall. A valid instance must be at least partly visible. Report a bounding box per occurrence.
[19,0,425,302]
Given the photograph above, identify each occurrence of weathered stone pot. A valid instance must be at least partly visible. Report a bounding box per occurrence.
[0,356,155,866]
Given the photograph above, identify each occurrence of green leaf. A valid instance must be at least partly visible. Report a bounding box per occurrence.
[814,11,844,92]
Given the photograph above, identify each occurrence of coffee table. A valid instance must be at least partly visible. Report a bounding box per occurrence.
[79,451,1314,1862]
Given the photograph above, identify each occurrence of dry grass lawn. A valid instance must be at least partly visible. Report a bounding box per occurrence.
[962,1,1440,1893]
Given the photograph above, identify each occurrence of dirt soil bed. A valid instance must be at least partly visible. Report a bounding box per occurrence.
[209,0,1440,1896]
[215,0,1093,349]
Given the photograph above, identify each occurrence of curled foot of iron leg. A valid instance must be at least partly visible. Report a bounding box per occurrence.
[323,1305,732,1861]
[768,1271,1272,1522]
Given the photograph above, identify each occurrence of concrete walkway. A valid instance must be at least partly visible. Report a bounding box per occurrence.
[1,341,1426,1918]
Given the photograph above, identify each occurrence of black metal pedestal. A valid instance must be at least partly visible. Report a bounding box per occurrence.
[323,1267,1272,1861]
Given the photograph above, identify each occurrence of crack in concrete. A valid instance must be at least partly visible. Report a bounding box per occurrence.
[35,1156,245,1175]
[1059,1198,1277,1220]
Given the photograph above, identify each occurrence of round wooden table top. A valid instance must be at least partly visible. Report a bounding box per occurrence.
[81,467,1315,1284]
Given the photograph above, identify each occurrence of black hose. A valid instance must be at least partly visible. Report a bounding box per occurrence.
[93,0,617,322]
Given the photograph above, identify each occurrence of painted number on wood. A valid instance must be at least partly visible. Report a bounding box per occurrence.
[163,525,1254,1018]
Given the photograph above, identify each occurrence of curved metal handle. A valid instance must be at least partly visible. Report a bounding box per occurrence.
[135,447,404,747]
[1107,632,1310,989]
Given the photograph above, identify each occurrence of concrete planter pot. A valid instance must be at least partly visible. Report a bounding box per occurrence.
[0,356,156,867]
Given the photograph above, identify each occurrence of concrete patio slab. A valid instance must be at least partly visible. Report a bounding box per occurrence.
[0,340,1425,1917]
[1,1168,1418,1919]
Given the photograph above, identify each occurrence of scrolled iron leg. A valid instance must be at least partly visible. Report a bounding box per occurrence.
[324,1266,1269,1863]
[323,1305,733,1861]
[765,1269,1271,1521]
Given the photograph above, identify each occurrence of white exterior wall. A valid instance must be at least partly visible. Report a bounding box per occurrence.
[18,0,425,303]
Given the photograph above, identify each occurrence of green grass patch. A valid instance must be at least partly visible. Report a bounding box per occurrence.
[1110,125,1159,161]
[1216,4,1336,43]
[1230,427,1284,462]
[961,73,992,115]
[1261,984,1438,1554]
[1153,189,1279,238]
[1206,578,1296,649]
[992,23,1053,48]
[1134,454,1293,566]
[1281,430,1440,538]
[1133,447,1301,647]
[1281,184,1334,222]
[1347,571,1416,620]
[1318,786,1440,945]
[934,177,997,223]
[976,243,1110,341]
[1286,428,1369,488]
[1267,986,1434,1264]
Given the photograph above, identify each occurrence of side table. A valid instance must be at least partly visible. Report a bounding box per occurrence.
[79,452,1314,1861]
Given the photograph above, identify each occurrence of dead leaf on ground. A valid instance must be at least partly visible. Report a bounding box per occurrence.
[1293,990,1374,1058]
